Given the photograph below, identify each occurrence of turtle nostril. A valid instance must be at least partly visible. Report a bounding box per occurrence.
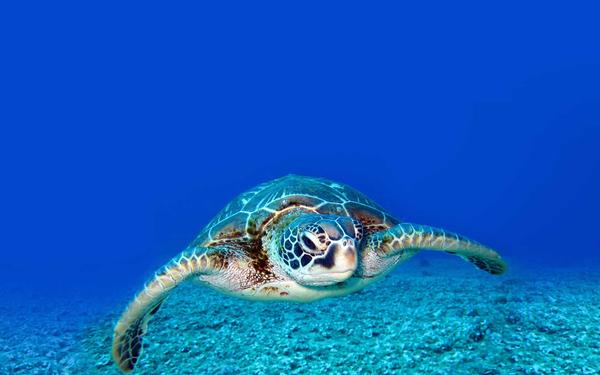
[343,240,347,246]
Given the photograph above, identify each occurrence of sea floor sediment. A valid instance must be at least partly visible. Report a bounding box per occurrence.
[2,257,599,374]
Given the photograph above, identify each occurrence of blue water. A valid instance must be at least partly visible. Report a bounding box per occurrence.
[1,1,599,374]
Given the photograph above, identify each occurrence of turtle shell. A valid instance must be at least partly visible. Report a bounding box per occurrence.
[192,175,399,248]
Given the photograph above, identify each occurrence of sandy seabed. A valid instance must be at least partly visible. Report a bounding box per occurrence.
[2,256,599,374]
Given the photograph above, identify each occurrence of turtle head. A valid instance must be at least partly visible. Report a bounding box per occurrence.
[278,214,364,286]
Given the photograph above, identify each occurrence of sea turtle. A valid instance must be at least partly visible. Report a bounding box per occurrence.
[113,175,506,372]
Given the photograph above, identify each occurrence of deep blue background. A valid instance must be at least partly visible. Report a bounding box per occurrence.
[2,2,599,296]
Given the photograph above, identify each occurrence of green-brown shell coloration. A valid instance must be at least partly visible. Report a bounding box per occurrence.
[192,174,399,247]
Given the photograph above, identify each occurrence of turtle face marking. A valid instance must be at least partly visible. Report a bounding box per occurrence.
[279,214,363,286]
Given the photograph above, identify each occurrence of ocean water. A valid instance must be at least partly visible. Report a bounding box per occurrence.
[2,1,600,374]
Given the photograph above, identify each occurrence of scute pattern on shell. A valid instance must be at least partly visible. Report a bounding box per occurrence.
[191,175,399,249]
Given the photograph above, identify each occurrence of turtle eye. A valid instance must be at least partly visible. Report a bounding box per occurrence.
[300,232,321,253]
[301,234,316,250]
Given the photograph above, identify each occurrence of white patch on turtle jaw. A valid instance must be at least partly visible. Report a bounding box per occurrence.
[292,239,358,286]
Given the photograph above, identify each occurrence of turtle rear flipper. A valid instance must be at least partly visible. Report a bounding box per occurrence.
[365,223,507,275]
[112,247,233,372]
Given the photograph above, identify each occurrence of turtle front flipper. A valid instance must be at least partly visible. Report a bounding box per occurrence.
[364,223,507,275]
[112,247,233,372]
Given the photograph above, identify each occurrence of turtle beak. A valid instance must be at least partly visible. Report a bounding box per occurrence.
[307,236,358,283]
[332,237,358,274]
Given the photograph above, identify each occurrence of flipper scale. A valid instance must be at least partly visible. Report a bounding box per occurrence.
[365,223,506,275]
[112,247,233,372]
